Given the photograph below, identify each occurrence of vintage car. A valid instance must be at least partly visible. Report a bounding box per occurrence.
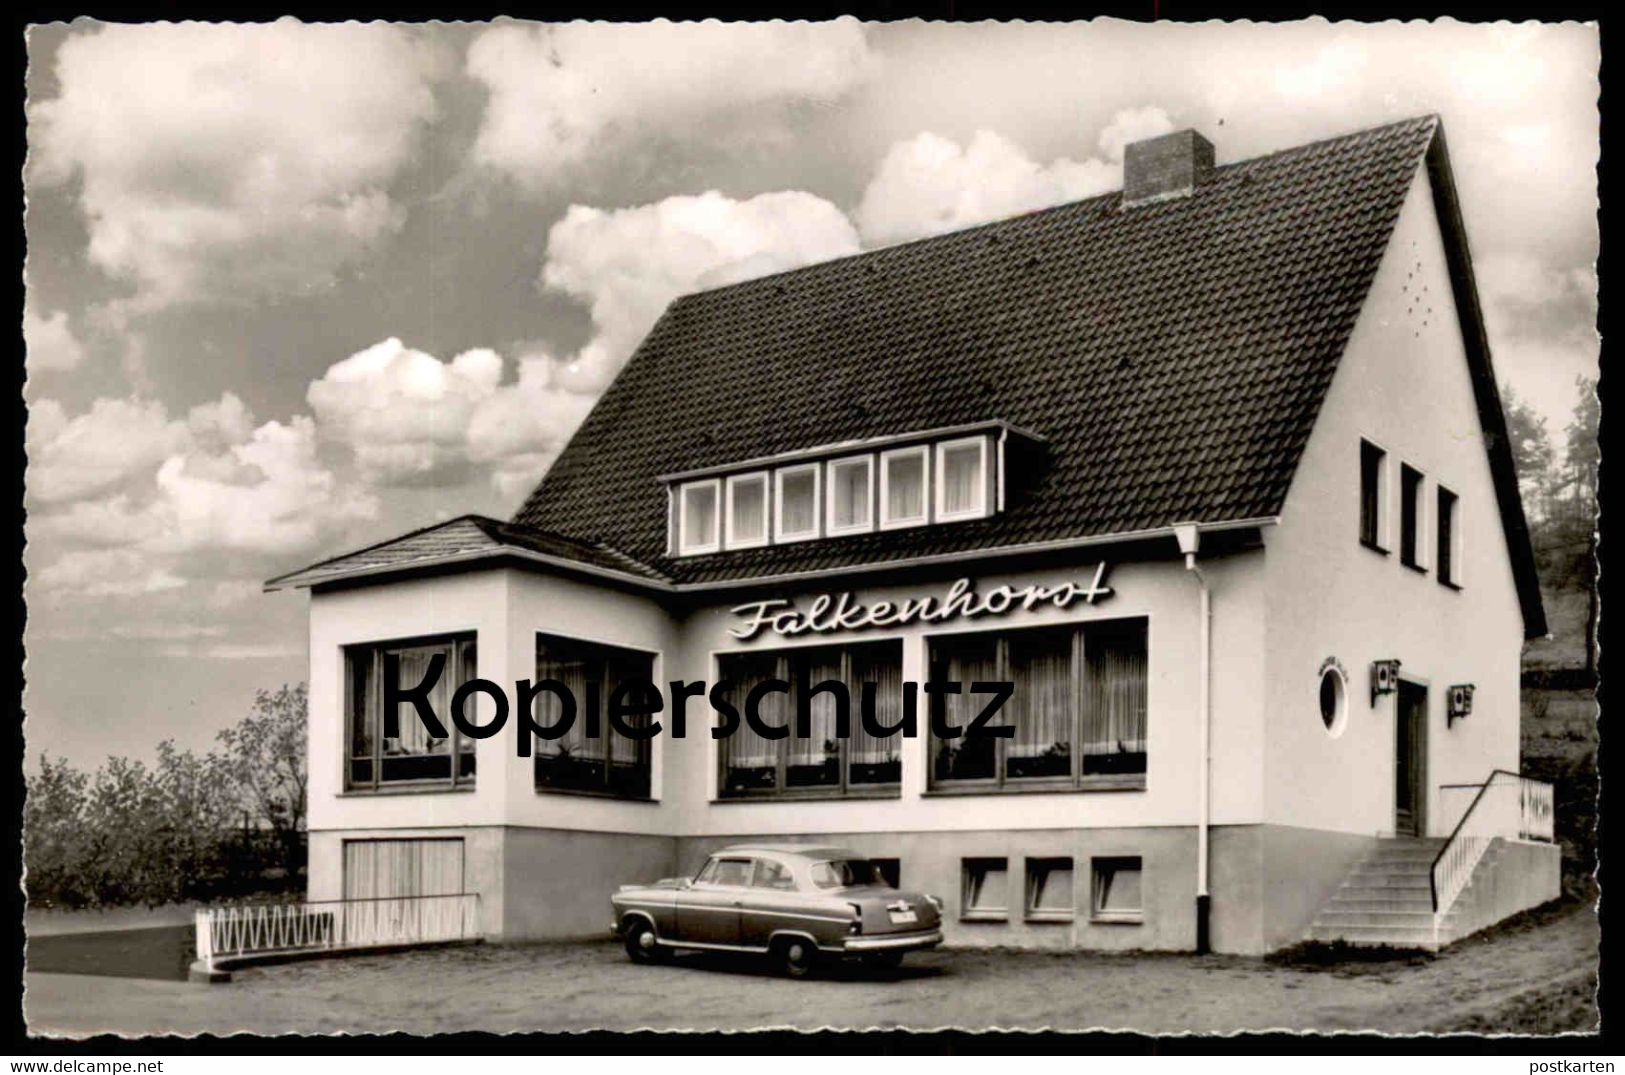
[610,844,944,976]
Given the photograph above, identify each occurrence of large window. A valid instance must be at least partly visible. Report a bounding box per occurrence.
[346,634,478,791]
[343,838,465,899]
[1399,463,1425,570]
[929,619,1148,790]
[534,634,656,799]
[1359,438,1388,551]
[774,464,820,543]
[716,640,903,798]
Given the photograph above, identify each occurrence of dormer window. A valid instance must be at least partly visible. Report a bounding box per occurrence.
[725,472,769,550]
[677,478,722,555]
[661,421,1043,557]
[827,455,875,536]
[936,436,992,522]
[880,445,929,529]
[774,463,820,543]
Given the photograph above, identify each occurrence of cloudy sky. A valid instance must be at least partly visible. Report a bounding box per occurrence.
[23,18,1598,767]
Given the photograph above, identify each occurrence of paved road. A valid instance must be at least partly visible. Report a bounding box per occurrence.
[24,899,1598,1037]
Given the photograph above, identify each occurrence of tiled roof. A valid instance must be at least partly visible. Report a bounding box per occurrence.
[264,515,669,591]
[513,116,1439,583]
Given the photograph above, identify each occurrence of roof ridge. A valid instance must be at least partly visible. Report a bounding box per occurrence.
[664,114,1440,306]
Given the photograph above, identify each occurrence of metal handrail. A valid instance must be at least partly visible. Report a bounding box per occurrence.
[1429,768,1552,911]
[196,892,481,970]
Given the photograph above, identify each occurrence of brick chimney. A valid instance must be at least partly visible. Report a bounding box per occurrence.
[1122,130,1215,207]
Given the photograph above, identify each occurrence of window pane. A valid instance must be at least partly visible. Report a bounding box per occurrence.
[730,477,767,543]
[780,469,817,535]
[941,442,983,515]
[1360,440,1385,547]
[709,859,752,886]
[831,459,871,529]
[1028,861,1074,914]
[1095,860,1142,914]
[788,647,843,787]
[718,651,786,794]
[885,451,925,521]
[752,859,796,890]
[1437,487,1458,584]
[850,642,903,785]
[930,634,999,781]
[1082,621,1148,775]
[1006,627,1074,780]
[964,861,1008,914]
[535,635,653,798]
[348,648,374,761]
[682,482,718,548]
[1400,465,1422,567]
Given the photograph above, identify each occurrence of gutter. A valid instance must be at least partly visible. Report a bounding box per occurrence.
[269,516,1279,596]
[1173,521,1213,955]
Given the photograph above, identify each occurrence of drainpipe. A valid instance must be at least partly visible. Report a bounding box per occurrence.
[1174,523,1212,955]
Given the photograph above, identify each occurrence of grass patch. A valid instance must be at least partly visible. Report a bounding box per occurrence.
[1266,939,1434,975]
[27,924,195,982]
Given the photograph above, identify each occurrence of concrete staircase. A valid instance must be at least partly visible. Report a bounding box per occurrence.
[1309,837,1457,950]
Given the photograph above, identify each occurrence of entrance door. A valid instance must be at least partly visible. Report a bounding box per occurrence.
[1394,682,1427,837]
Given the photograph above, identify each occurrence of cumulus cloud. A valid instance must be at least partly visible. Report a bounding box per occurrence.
[23,307,86,371]
[466,19,873,188]
[855,107,1174,246]
[306,337,597,496]
[541,190,861,388]
[30,20,443,309]
[27,392,379,600]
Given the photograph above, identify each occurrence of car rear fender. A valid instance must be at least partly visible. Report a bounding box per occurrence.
[767,928,830,954]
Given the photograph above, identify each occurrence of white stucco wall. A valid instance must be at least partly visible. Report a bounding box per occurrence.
[1260,162,1527,838]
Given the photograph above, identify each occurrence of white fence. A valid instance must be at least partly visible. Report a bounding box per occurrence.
[196,893,480,970]
[1431,771,1554,936]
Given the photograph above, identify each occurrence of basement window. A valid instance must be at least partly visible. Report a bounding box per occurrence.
[1025,858,1075,922]
[961,858,1009,921]
[1091,857,1143,923]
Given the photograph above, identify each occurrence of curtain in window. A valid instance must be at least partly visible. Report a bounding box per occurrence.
[941,444,980,514]
[719,652,783,773]
[832,462,869,528]
[790,648,842,771]
[886,454,924,519]
[849,643,902,770]
[932,635,998,780]
[781,472,816,533]
[536,643,601,761]
[1082,623,1148,760]
[605,649,651,774]
[1006,629,1073,778]
[349,649,375,762]
[684,484,717,544]
[386,645,451,756]
[344,839,464,900]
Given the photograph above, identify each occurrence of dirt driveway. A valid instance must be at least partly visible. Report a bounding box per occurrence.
[25,898,1598,1037]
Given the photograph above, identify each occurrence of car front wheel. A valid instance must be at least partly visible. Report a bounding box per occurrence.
[623,919,664,964]
[775,937,818,978]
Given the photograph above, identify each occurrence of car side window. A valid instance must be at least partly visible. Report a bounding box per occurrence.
[700,857,753,887]
[751,859,797,891]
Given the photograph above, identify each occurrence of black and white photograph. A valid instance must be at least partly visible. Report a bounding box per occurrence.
[17,15,1601,1045]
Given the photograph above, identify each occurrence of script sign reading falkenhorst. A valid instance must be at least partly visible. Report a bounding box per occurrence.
[727,563,1115,641]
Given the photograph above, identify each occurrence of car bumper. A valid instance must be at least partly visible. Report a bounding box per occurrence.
[841,928,943,953]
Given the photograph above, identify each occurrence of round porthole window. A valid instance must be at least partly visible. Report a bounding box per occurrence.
[1319,664,1348,737]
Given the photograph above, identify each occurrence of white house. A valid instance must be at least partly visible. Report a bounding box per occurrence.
[268,115,1558,956]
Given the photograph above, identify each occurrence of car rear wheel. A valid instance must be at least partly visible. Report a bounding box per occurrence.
[775,937,818,978]
[623,919,665,964]
[862,951,904,972]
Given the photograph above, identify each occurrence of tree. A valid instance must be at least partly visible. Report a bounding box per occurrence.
[23,754,90,907]
[215,684,308,876]
[1558,375,1600,674]
[1502,381,1558,523]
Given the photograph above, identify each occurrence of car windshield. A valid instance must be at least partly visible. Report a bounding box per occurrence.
[809,859,885,889]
